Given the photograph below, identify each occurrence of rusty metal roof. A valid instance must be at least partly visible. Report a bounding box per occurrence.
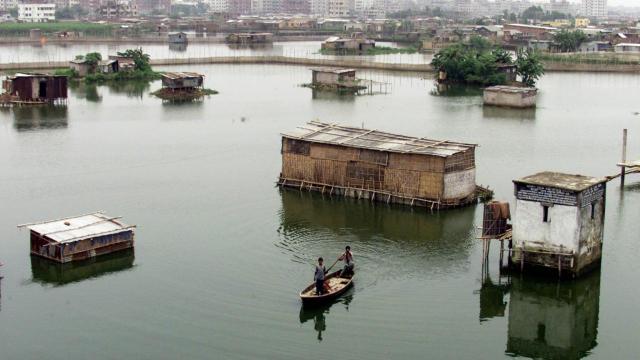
[514,172,606,191]
[281,121,476,157]
[24,212,135,244]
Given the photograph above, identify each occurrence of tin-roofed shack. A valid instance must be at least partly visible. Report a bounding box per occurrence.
[161,72,203,89]
[152,72,214,102]
[279,121,490,210]
[2,73,67,104]
[225,33,273,44]
[22,212,135,263]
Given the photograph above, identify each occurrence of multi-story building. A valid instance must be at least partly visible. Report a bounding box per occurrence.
[546,0,571,15]
[0,0,20,11]
[282,0,309,14]
[208,0,229,12]
[310,0,327,15]
[133,0,170,15]
[229,0,251,14]
[328,0,352,17]
[581,0,607,19]
[18,3,56,22]
[252,0,280,14]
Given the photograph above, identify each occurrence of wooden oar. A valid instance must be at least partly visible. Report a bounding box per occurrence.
[325,257,340,273]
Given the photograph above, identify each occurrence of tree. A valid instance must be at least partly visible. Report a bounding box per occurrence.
[431,44,507,86]
[553,29,587,52]
[521,6,544,22]
[117,48,151,72]
[468,35,492,52]
[492,48,513,64]
[84,52,102,67]
[516,48,544,87]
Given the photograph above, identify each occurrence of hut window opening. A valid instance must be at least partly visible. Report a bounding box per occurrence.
[542,205,549,223]
[590,202,595,220]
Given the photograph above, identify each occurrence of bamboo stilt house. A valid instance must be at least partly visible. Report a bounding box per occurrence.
[278,121,489,210]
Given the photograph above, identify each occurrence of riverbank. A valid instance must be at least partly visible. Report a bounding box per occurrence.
[1,56,640,73]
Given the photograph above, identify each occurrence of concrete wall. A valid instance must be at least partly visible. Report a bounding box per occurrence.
[483,89,537,108]
[314,71,339,85]
[512,199,579,254]
[576,195,605,273]
[443,168,476,200]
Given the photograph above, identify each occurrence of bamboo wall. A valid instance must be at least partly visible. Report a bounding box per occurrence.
[280,138,477,201]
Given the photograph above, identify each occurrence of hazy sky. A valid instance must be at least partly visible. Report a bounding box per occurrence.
[608,0,640,6]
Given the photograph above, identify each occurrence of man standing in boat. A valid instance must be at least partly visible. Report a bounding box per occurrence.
[338,246,354,277]
[314,257,327,295]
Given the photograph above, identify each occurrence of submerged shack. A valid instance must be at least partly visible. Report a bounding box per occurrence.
[278,121,490,210]
[21,212,135,263]
[483,86,537,108]
[511,172,606,277]
[168,31,188,44]
[225,32,273,44]
[152,72,213,102]
[321,33,375,54]
[2,73,67,104]
[308,68,366,92]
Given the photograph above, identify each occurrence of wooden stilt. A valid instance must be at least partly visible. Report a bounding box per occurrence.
[621,128,628,186]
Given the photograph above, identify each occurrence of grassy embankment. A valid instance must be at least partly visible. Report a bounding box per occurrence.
[0,22,115,37]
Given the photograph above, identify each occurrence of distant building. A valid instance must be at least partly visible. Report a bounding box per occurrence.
[581,0,607,19]
[225,32,273,44]
[575,17,590,27]
[614,43,640,53]
[168,31,188,44]
[504,24,557,41]
[18,3,56,23]
[228,0,251,15]
[321,33,375,54]
[282,0,310,14]
[208,0,229,12]
[0,0,20,11]
[133,0,170,15]
[328,0,352,17]
[511,172,607,277]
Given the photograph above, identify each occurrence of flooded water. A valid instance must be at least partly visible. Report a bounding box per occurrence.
[0,65,639,359]
[0,41,432,64]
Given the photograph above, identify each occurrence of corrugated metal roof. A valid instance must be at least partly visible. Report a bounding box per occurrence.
[162,72,204,80]
[281,121,476,157]
[514,172,606,191]
[310,67,356,74]
[26,212,134,244]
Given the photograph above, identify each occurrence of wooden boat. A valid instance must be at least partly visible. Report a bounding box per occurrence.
[299,270,354,306]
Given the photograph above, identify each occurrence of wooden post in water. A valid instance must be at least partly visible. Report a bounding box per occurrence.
[621,129,628,186]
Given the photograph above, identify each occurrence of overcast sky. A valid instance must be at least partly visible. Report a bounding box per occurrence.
[560,0,640,7]
[608,0,640,6]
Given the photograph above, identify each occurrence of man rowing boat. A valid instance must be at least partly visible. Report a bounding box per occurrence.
[338,245,354,277]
